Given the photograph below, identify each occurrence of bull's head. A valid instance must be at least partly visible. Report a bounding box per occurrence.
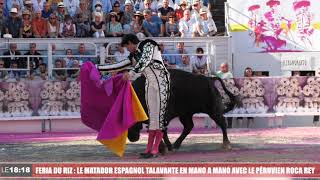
[128,121,144,142]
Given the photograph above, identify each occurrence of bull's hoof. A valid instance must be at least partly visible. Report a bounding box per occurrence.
[173,143,181,150]
[221,142,232,151]
[159,146,167,155]
[314,121,319,126]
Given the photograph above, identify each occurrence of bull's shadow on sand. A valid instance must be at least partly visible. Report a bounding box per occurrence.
[1,127,320,162]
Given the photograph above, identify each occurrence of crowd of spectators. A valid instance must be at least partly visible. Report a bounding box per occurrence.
[0,0,217,38]
[0,43,94,81]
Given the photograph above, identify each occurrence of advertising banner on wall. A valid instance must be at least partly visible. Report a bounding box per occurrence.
[227,0,320,52]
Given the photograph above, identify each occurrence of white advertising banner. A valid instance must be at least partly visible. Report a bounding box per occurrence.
[227,0,320,53]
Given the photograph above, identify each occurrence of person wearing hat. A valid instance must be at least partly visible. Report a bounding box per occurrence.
[56,2,67,22]
[129,11,144,35]
[122,0,134,34]
[175,0,187,20]
[32,0,46,11]
[4,0,23,17]
[195,8,217,37]
[190,0,201,23]
[24,0,34,13]
[92,0,112,14]
[106,11,124,37]
[21,10,33,38]
[5,8,23,38]
[32,9,48,38]
[63,0,79,17]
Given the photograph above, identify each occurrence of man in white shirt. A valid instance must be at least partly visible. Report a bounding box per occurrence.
[216,62,233,79]
[114,45,130,62]
[197,8,217,37]
[178,9,196,37]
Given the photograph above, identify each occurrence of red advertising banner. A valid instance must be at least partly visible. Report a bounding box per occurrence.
[26,163,320,178]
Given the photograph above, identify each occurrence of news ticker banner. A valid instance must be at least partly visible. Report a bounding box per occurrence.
[0,163,320,178]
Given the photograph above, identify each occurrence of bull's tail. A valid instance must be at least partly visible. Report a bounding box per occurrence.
[212,77,241,113]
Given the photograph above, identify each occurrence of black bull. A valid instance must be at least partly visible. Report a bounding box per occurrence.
[128,69,238,151]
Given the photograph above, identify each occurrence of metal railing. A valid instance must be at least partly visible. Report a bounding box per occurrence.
[0,37,231,79]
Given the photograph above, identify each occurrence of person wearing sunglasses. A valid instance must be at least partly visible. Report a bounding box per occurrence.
[47,13,60,38]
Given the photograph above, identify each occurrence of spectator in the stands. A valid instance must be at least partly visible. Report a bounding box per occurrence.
[32,0,46,11]
[170,42,187,67]
[92,1,104,20]
[57,2,66,22]
[92,0,112,15]
[38,63,48,80]
[53,59,67,81]
[216,62,233,128]
[191,47,207,75]
[77,43,94,64]
[64,0,79,17]
[142,9,164,37]
[12,3,22,17]
[106,11,124,37]
[122,0,134,34]
[22,10,33,38]
[91,12,105,37]
[114,44,130,62]
[27,62,37,80]
[5,0,23,16]
[0,59,9,81]
[68,59,80,79]
[134,0,144,12]
[107,1,124,23]
[41,2,53,19]
[158,0,174,24]
[165,12,179,37]
[75,0,91,37]
[25,43,42,71]
[59,15,76,37]
[24,0,34,13]
[179,55,192,73]
[190,0,201,23]
[196,8,217,37]
[5,8,23,38]
[143,0,157,13]
[8,60,21,80]
[63,48,75,68]
[47,13,60,38]
[216,62,233,79]
[175,1,187,21]
[32,9,48,38]
[3,43,22,69]
[130,11,144,36]
[179,9,196,37]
